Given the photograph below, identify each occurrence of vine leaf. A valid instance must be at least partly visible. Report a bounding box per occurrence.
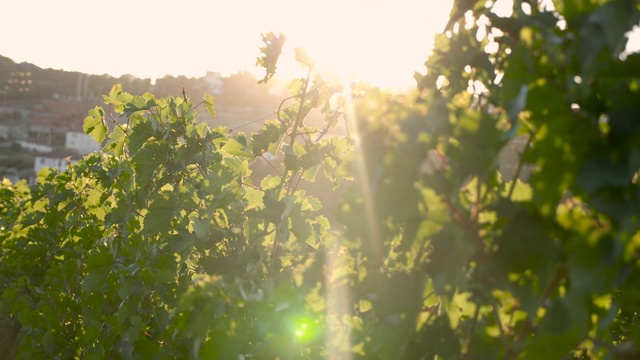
[81,267,111,293]
[82,248,113,292]
[143,193,177,235]
[128,120,154,155]
[256,32,286,84]
[222,138,254,158]
[203,93,216,117]
[83,106,107,144]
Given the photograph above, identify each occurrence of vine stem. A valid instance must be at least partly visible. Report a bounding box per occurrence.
[506,131,534,200]
[471,176,482,223]
[503,264,568,360]
[446,199,485,257]
[286,170,304,196]
[465,304,481,358]
[240,182,262,191]
[288,66,314,144]
[492,301,508,347]
[246,226,275,250]
[260,154,283,177]
[270,224,285,271]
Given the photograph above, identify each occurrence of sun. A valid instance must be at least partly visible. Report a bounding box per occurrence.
[272,0,453,89]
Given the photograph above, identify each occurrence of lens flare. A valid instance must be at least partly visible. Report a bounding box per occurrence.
[291,316,322,343]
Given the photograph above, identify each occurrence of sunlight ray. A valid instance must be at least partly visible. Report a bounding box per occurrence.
[324,80,385,359]
[343,82,384,266]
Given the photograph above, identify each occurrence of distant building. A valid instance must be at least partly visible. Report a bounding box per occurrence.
[76,73,89,100]
[26,100,87,146]
[0,106,30,119]
[65,131,100,155]
[17,140,53,153]
[33,149,80,174]
[2,171,20,184]
[32,99,85,129]
[0,123,28,140]
[26,124,63,147]
[205,72,224,95]
[30,112,60,128]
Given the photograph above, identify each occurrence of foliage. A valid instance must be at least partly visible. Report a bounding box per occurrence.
[1,0,640,359]
[342,0,640,358]
[0,64,347,358]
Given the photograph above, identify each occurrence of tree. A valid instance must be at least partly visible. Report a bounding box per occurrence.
[1,1,640,359]
[153,75,206,99]
[217,71,281,111]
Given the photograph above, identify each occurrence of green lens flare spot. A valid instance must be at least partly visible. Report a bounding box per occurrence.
[292,316,321,342]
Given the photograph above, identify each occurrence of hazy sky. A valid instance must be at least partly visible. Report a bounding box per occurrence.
[0,0,453,89]
[2,1,638,89]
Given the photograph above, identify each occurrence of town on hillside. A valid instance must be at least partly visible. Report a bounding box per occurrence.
[0,54,291,183]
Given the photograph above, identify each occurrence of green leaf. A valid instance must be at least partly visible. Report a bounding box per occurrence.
[222,138,254,158]
[502,178,533,202]
[192,216,210,240]
[593,1,637,55]
[103,124,127,157]
[82,247,113,292]
[143,193,178,235]
[203,93,216,117]
[128,120,154,154]
[167,233,196,253]
[82,266,111,293]
[103,84,134,113]
[256,32,286,84]
[83,106,107,144]
[251,120,283,156]
[195,122,209,138]
[132,142,168,184]
[577,157,631,193]
[302,165,319,182]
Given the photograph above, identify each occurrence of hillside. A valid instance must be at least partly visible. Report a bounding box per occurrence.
[0,54,286,116]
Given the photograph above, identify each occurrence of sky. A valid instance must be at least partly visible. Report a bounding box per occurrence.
[2,1,638,90]
[0,0,453,89]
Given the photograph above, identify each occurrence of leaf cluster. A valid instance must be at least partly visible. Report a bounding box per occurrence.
[0,66,349,358]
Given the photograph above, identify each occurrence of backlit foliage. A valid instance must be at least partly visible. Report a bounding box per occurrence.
[1,1,640,359]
